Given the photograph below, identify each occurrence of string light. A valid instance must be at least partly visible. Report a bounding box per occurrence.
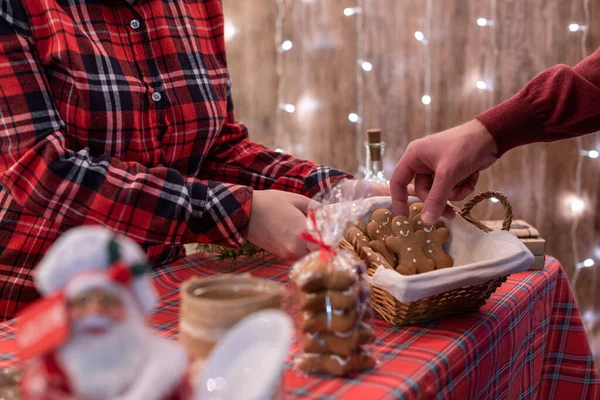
[481,0,498,221]
[344,7,361,17]
[348,113,361,123]
[275,0,296,142]
[476,80,488,90]
[571,0,593,298]
[296,95,320,117]
[350,0,366,173]
[422,0,433,134]
[476,17,495,27]
[569,23,587,32]
[582,311,600,338]
[414,31,426,43]
[280,40,293,52]
[224,19,237,42]
[571,197,585,213]
[582,149,599,158]
[279,103,296,113]
[583,310,596,322]
[274,0,292,153]
[360,61,373,72]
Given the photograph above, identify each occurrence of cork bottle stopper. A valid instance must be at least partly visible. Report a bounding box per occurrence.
[366,129,382,161]
[367,129,381,144]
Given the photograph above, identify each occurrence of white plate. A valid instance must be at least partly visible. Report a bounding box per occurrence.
[195,310,294,400]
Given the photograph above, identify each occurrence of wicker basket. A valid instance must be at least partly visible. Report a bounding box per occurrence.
[340,191,514,326]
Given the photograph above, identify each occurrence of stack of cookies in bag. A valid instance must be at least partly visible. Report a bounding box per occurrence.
[346,203,454,275]
[291,253,376,376]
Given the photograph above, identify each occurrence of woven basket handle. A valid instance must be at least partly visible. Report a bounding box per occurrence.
[459,191,513,231]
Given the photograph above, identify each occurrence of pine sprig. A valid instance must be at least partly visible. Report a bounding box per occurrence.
[196,240,267,265]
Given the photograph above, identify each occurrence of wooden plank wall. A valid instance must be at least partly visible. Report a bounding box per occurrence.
[222,0,600,316]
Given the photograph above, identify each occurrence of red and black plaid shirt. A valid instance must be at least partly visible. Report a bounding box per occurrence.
[0,0,347,318]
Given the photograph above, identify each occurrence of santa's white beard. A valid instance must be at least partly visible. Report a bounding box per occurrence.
[57,315,149,400]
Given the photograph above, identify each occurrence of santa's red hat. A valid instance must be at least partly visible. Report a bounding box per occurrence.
[34,226,157,315]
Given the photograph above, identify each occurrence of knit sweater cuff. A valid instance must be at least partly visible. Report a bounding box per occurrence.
[476,92,545,156]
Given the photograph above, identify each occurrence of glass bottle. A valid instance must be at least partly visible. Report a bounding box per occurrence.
[364,129,390,184]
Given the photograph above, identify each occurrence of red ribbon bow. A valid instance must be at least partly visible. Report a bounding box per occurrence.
[300,209,337,262]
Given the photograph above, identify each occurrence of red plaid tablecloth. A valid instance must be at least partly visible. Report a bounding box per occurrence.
[0,255,598,399]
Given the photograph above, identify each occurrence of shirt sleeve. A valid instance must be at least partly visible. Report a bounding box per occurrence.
[0,3,252,249]
[200,77,352,198]
[476,48,600,156]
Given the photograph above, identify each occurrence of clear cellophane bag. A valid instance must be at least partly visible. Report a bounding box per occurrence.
[289,179,378,377]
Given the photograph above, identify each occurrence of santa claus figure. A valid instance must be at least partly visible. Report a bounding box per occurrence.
[18,227,192,400]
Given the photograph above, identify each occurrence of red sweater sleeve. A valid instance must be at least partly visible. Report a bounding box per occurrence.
[476,48,600,156]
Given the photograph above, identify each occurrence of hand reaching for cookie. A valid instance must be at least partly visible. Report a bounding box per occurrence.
[247,189,316,260]
[390,120,498,225]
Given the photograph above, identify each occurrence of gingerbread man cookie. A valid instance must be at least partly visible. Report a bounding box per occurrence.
[357,220,368,235]
[385,216,434,275]
[299,286,367,311]
[412,214,453,269]
[410,202,445,228]
[346,226,371,249]
[360,246,393,270]
[409,202,424,220]
[303,323,375,357]
[301,309,358,333]
[369,209,393,236]
[302,303,372,333]
[296,351,375,376]
[366,221,397,267]
[291,257,357,292]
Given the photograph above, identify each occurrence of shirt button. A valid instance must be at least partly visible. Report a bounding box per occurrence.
[130,19,141,30]
[151,92,162,102]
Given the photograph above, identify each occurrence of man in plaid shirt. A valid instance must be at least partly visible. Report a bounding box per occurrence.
[0,0,388,319]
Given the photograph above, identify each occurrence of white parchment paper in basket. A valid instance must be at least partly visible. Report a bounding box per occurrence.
[328,196,534,303]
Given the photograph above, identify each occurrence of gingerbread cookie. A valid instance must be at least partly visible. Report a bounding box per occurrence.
[410,202,445,228]
[412,214,445,231]
[291,257,358,292]
[369,209,393,236]
[412,214,453,269]
[357,220,368,235]
[385,216,434,275]
[359,246,392,270]
[302,309,358,333]
[367,221,397,267]
[299,286,367,311]
[409,202,424,220]
[346,226,371,249]
[296,352,375,377]
[302,302,372,333]
[367,221,398,268]
[303,323,375,357]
